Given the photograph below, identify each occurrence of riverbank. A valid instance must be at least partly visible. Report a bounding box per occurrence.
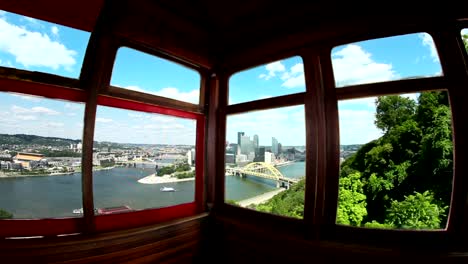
[237,188,286,207]
[0,165,117,178]
[138,173,194,184]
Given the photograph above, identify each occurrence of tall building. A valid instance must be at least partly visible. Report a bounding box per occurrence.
[264,151,275,164]
[240,135,254,155]
[237,132,245,147]
[254,146,265,162]
[272,137,278,155]
[278,143,282,155]
[253,134,259,152]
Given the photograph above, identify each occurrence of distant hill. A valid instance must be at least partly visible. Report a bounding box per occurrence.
[0,134,81,147]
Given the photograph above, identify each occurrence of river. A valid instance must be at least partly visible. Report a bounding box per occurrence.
[0,162,305,219]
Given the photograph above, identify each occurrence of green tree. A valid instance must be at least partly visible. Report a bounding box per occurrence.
[375,96,416,133]
[255,179,305,219]
[0,208,13,219]
[337,172,367,226]
[338,92,452,228]
[462,34,468,51]
[385,191,447,229]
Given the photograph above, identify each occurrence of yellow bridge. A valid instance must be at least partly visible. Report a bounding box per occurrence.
[225,162,299,189]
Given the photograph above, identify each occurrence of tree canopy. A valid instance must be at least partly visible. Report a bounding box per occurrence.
[338,91,453,229]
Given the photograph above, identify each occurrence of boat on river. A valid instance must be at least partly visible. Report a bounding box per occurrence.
[160,186,176,192]
[73,206,133,215]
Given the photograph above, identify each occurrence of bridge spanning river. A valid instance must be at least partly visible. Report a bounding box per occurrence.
[226,162,299,189]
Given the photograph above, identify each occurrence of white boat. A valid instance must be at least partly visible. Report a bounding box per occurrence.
[160,186,176,192]
[72,208,83,214]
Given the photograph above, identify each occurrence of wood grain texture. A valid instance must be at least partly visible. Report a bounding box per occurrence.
[0,67,80,89]
[79,0,119,233]
[0,214,207,264]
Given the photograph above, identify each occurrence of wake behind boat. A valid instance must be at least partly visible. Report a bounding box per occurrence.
[160,186,176,192]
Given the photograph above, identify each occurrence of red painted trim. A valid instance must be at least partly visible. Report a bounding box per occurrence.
[97,95,202,119]
[195,116,205,212]
[0,218,82,238]
[95,202,197,232]
[0,78,86,102]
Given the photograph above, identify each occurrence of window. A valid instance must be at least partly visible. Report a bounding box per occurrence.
[461,29,468,53]
[225,105,306,219]
[93,104,197,213]
[0,10,90,79]
[229,56,305,105]
[110,47,201,104]
[336,91,453,229]
[331,33,443,87]
[0,91,85,219]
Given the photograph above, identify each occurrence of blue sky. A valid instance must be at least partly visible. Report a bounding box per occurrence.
[0,10,450,146]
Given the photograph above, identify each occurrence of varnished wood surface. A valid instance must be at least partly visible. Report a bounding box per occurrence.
[106,86,203,114]
[78,1,119,233]
[0,214,207,264]
[211,214,468,264]
[0,67,80,89]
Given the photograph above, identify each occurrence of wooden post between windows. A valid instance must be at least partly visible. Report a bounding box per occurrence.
[79,0,119,234]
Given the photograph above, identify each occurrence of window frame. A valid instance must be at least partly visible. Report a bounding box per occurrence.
[93,95,205,233]
[318,28,468,246]
[0,40,207,238]
[218,52,316,229]
[104,43,206,114]
[216,24,468,248]
[0,78,87,238]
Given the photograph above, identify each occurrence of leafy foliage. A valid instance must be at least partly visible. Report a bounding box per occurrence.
[0,134,80,147]
[157,162,192,176]
[337,172,367,226]
[0,208,13,219]
[255,179,305,219]
[337,91,452,229]
[386,191,448,229]
[175,171,195,179]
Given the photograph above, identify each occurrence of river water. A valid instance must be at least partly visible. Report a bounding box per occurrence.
[0,162,305,219]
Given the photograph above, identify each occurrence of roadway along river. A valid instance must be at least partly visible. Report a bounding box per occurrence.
[0,162,305,219]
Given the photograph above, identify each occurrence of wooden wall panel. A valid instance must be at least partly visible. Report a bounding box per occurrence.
[210,215,468,264]
[0,214,207,264]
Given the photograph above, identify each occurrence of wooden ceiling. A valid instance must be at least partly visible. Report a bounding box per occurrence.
[1,0,468,69]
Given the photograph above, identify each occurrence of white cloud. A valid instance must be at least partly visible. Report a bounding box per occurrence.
[462,29,468,35]
[0,17,77,70]
[64,103,82,110]
[125,85,199,104]
[0,10,6,17]
[46,122,64,128]
[16,115,37,121]
[257,95,272,100]
[11,93,41,102]
[96,117,113,123]
[259,61,305,89]
[419,33,439,62]
[51,26,59,36]
[23,17,38,24]
[332,44,397,87]
[259,61,286,80]
[11,105,59,115]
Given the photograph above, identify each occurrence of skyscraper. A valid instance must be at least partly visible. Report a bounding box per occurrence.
[272,137,278,155]
[253,134,259,152]
[237,132,245,147]
[240,135,254,155]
